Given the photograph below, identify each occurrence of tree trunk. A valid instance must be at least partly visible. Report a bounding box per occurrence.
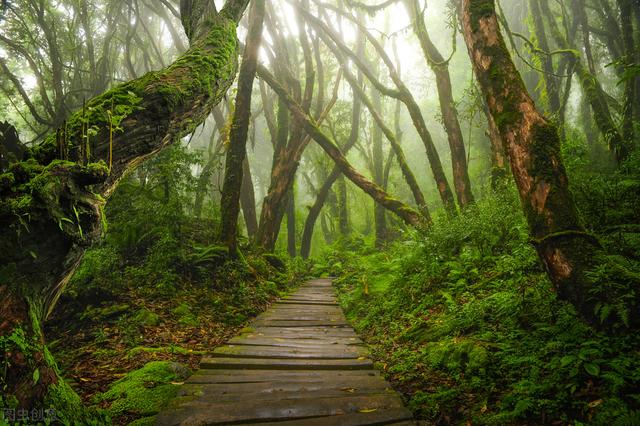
[219,0,264,254]
[258,65,424,228]
[405,0,474,208]
[371,65,388,247]
[240,156,258,239]
[299,6,457,214]
[460,0,639,329]
[336,175,350,236]
[529,0,561,116]
[299,22,364,259]
[538,0,630,162]
[339,60,431,221]
[482,99,508,189]
[256,5,316,252]
[617,0,637,143]
[0,0,249,413]
[287,188,296,257]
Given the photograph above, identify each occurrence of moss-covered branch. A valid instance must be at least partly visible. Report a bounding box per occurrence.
[257,64,425,228]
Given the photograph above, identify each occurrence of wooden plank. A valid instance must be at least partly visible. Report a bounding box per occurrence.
[179,378,389,396]
[177,384,398,402]
[188,369,381,384]
[156,394,406,425]
[211,344,367,359]
[241,408,415,425]
[200,357,373,370]
[278,300,339,306]
[254,320,350,327]
[249,326,357,334]
[228,336,364,347]
[258,310,346,318]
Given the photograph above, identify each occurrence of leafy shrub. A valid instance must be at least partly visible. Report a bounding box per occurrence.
[326,188,640,425]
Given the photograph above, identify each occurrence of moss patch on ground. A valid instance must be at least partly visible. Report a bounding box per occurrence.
[93,361,189,421]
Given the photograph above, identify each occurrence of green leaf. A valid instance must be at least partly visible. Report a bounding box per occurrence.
[33,368,40,384]
[584,362,600,376]
[560,355,576,367]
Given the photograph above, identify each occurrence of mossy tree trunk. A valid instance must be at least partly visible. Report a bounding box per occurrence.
[336,175,350,236]
[338,56,431,222]
[219,0,265,255]
[538,0,630,162]
[0,0,249,414]
[529,0,561,117]
[299,5,457,214]
[482,99,509,189]
[299,25,365,260]
[240,156,258,239]
[617,0,637,143]
[460,0,639,329]
[286,188,296,257]
[370,63,388,248]
[258,65,424,228]
[256,4,315,252]
[405,0,474,208]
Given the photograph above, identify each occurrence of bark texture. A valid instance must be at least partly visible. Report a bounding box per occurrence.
[0,0,249,411]
[460,0,639,329]
[219,0,264,254]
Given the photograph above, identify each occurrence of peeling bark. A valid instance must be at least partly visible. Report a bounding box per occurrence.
[460,0,639,329]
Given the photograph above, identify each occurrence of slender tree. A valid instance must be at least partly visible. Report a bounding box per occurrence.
[300,4,457,213]
[258,64,424,227]
[219,0,265,254]
[405,0,475,208]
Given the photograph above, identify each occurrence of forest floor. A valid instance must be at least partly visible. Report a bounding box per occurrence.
[315,185,640,425]
[46,251,307,425]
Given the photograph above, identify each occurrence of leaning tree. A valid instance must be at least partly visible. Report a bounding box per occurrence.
[0,0,249,415]
[460,0,639,330]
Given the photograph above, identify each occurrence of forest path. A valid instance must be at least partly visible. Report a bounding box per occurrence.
[156,278,415,425]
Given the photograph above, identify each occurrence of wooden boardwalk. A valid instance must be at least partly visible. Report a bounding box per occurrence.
[156,278,415,425]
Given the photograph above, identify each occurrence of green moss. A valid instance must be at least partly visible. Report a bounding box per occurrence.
[132,308,160,327]
[94,361,190,418]
[171,303,199,327]
[127,346,205,358]
[0,172,15,190]
[80,303,130,322]
[468,0,495,32]
[128,416,157,426]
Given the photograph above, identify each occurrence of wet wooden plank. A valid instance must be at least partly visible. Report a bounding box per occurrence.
[188,369,381,384]
[278,300,339,306]
[200,357,373,370]
[211,344,368,359]
[228,336,364,347]
[241,409,416,425]
[177,384,398,402]
[254,320,350,327]
[179,377,389,396]
[156,394,406,425]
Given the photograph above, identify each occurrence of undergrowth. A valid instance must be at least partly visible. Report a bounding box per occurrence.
[45,145,311,425]
[317,170,640,424]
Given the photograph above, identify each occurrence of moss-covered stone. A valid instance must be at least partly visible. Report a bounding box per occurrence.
[171,303,199,327]
[94,361,190,418]
[132,308,161,327]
